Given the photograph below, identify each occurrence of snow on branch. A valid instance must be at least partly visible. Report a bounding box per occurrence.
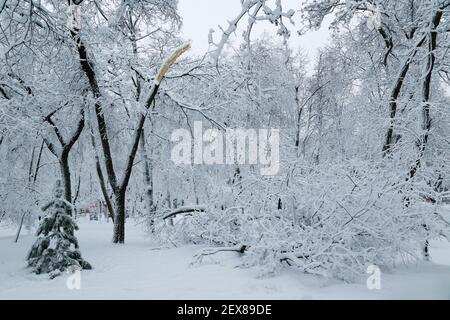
[155,42,192,85]
[162,90,227,130]
[143,42,191,109]
[208,0,295,65]
[67,1,82,31]
[191,245,248,266]
[162,205,207,220]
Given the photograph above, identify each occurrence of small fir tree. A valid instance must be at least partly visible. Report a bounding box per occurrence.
[27,180,92,278]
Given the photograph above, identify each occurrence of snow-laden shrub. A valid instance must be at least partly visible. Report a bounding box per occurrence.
[156,159,448,281]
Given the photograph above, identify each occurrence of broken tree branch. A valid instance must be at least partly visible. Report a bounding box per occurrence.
[163,205,207,220]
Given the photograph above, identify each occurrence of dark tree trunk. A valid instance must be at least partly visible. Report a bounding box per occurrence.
[43,108,84,216]
[15,144,41,242]
[96,161,115,222]
[89,125,115,222]
[60,151,72,205]
[33,140,45,183]
[409,10,442,180]
[401,10,443,259]
[113,191,126,244]
[14,211,29,243]
[140,130,155,225]
[382,35,427,156]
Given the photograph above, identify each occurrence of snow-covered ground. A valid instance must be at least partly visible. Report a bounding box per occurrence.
[1,220,450,300]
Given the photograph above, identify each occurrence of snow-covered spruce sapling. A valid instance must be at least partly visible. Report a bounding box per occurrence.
[27,180,92,279]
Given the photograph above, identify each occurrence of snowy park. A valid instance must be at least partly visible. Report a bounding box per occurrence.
[2,218,450,299]
[2,0,450,301]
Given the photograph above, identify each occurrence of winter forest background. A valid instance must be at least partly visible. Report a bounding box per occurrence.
[1,0,450,299]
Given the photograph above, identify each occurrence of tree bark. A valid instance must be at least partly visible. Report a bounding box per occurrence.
[408,10,443,180]
[15,142,42,242]
[60,151,72,204]
[43,109,85,215]
[89,125,115,222]
[382,35,427,156]
[140,130,155,223]
[33,140,44,183]
[405,10,443,259]
[113,191,126,244]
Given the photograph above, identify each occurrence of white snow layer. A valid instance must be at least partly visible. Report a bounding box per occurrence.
[1,220,450,300]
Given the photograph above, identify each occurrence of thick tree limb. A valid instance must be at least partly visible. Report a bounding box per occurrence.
[71,11,190,242]
[120,43,191,192]
[191,246,248,266]
[409,10,443,180]
[382,34,427,155]
[89,124,115,222]
[163,205,206,220]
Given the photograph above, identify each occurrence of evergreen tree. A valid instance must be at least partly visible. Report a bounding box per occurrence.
[27,180,92,279]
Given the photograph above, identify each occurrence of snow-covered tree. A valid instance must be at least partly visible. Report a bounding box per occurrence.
[2,0,450,284]
[27,180,91,279]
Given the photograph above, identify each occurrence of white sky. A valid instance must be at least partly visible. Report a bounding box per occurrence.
[178,0,332,72]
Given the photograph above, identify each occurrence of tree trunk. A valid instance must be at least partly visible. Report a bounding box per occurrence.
[60,151,72,204]
[409,10,442,180]
[15,142,43,242]
[382,35,427,156]
[89,124,115,222]
[33,140,45,184]
[411,11,443,259]
[113,191,126,243]
[14,211,29,243]
[140,130,155,225]
[0,211,6,224]
[43,108,84,214]
[96,162,115,222]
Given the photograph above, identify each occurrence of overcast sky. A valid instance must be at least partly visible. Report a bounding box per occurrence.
[178,0,331,72]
